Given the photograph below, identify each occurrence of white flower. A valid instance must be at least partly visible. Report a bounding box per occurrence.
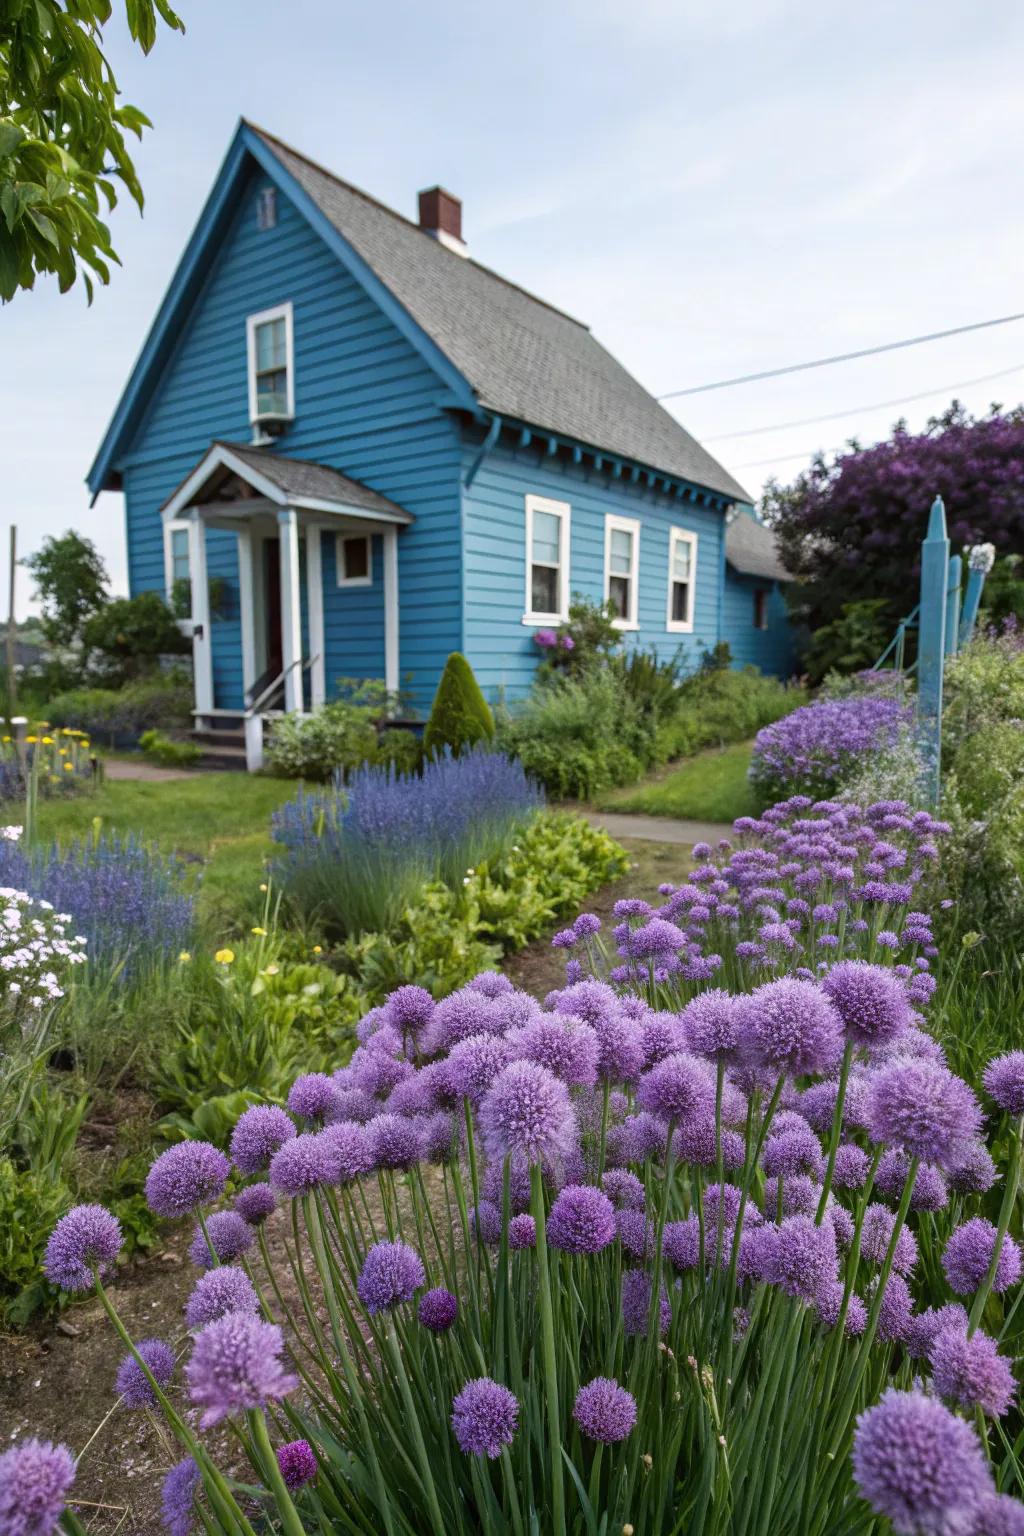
[966,542,996,574]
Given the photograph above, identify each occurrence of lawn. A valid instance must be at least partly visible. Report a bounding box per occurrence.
[597,739,759,822]
[27,770,298,936]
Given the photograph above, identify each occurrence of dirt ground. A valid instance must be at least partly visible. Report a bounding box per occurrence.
[0,835,692,1532]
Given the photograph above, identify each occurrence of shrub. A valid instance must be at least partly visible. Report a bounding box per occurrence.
[81,591,189,686]
[46,676,193,743]
[498,668,653,799]
[801,598,893,684]
[423,653,495,759]
[266,696,379,782]
[750,694,912,801]
[658,666,804,761]
[0,1156,71,1324]
[139,729,202,768]
[533,594,622,675]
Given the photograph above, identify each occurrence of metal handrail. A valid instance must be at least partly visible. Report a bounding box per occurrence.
[872,603,920,672]
[244,655,319,718]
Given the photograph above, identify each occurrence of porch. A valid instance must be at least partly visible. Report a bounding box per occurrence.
[160,442,413,768]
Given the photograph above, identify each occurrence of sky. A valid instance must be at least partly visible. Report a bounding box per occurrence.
[4,0,1024,616]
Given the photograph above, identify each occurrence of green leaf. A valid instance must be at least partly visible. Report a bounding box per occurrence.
[0,124,25,161]
[26,208,58,246]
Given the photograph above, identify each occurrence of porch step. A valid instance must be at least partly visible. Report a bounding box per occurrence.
[189,727,249,771]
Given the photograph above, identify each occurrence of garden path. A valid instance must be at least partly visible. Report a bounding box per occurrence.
[582,810,732,846]
[102,758,200,783]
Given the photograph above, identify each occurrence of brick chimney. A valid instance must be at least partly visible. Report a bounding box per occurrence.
[418,186,466,255]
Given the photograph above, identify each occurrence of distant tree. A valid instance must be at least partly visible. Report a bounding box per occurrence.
[765,402,1024,636]
[25,531,109,650]
[82,590,188,685]
[0,0,184,302]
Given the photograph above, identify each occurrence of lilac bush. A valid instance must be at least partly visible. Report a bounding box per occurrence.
[750,695,913,801]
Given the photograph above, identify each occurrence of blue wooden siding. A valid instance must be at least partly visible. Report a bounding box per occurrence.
[320,531,386,687]
[117,160,460,710]
[460,437,726,699]
[722,569,795,677]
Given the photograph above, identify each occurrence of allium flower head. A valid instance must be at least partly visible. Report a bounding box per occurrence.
[875,1271,914,1344]
[866,1058,982,1170]
[546,1185,615,1255]
[233,1183,276,1225]
[427,988,503,1052]
[636,1051,715,1126]
[508,1213,536,1250]
[43,1203,122,1291]
[739,978,843,1077]
[115,1337,175,1408]
[983,1052,1024,1116]
[269,1131,340,1196]
[861,1203,918,1276]
[189,1211,253,1270]
[185,1266,260,1329]
[418,1287,458,1332]
[762,1123,824,1179]
[852,1388,992,1536]
[441,1033,515,1107]
[877,1150,948,1213]
[663,1216,701,1272]
[320,1121,374,1182]
[552,981,645,1081]
[763,1214,838,1303]
[904,1303,969,1361]
[948,1142,998,1196]
[161,1457,200,1536]
[186,1313,297,1427]
[0,1439,75,1536]
[833,1142,870,1190]
[384,983,435,1036]
[277,1440,318,1492]
[357,1240,426,1314]
[969,1494,1024,1536]
[573,1378,637,1443]
[230,1104,295,1174]
[601,1169,645,1210]
[821,960,912,1047]
[508,1017,600,1087]
[943,1219,1022,1296]
[930,1326,1015,1419]
[622,1268,671,1336]
[145,1142,230,1219]
[366,1113,421,1171]
[681,988,744,1062]
[479,1060,576,1166]
[451,1378,519,1458]
[471,1200,501,1246]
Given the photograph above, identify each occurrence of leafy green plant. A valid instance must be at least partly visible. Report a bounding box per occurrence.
[536,594,623,675]
[423,653,495,759]
[82,591,189,685]
[139,728,202,768]
[658,666,805,761]
[265,680,393,781]
[498,667,653,798]
[0,1157,72,1324]
[800,599,893,685]
[45,675,194,742]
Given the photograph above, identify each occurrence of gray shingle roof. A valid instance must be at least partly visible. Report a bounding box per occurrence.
[725,512,792,582]
[221,443,412,519]
[251,125,751,504]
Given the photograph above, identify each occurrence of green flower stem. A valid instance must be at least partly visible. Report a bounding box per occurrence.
[500,1445,526,1536]
[815,1040,853,1222]
[247,1409,307,1536]
[531,1161,566,1536]
[969,1114,1023,1335]
[384,1319,448,1536]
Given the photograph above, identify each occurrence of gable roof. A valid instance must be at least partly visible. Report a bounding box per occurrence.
[725,511,792,582]
[88,120,749,505]
[161,442,413,524]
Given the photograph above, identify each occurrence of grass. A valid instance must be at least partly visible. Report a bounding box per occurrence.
[597,740,759,822]
[25,771,298,938]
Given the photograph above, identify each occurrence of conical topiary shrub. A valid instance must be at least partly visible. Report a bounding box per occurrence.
[423,652,495,759]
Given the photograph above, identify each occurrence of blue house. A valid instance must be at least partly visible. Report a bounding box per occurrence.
[88,122,795,767]
[723,508,796,676]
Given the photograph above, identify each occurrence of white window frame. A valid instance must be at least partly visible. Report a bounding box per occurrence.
[336,532,373,588]
[164,519,193,628]
[523,494,571,624]
[604,514,641,631]
[666,527,698,634]
[246,301,295,425]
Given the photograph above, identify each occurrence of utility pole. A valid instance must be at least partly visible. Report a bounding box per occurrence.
[5,526,16,717]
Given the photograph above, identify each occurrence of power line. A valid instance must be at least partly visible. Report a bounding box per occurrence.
[657,310,1024,399]
[704,362,1024,443]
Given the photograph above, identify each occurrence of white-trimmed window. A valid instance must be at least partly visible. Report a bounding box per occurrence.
[605,514,640,629]
[524,494,570,622]
[246,302,294,424]
[164,520,192,620]
[666,527,698,633]
[337,533,373,588]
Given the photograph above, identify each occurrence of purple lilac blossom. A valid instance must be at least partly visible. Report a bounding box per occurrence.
[384,984,435,1037]
[230,1105,296,1174]
[43,1203,122,1291]
[115,1338,175,1408]
[451,1378,519,1458]
[833,1143,870,1190]
[186,1313,298,1427]
[357,1241,426,1314]
[680,989,744,1061]
[145,1142,230,1219]
[852,1388,992,1536]
[185,1267,260,1329]
[573,1378,637,1444]
[508,1017,600,1087]
[943,1220,1022,1296]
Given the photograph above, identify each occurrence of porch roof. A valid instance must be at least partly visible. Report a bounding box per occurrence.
[161,441,415,525]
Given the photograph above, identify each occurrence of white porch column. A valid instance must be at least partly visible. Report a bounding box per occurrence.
[189,512,214,716]
[305,526,326,708]
[278,507,303,713]
[236,526,257,699]
[383,525,399,696]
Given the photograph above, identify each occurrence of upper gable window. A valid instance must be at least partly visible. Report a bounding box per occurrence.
[255,187,277,230]
[524,495,570,623]
[666,527,697,633]
[246,302,294,427]
[605,514,640,629]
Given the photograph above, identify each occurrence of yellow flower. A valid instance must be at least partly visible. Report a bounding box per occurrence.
[264,962,280,976]
[251,926,267,936]
[214,948,235,965]
[41,736,53,746]
[312,945,323,955]
[2,737,10,744]
[25,735,36,744]
[178,951,191,963]
[63,762,73,771]
[259,883,268,893]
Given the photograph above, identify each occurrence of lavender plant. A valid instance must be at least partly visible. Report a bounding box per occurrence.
[15,796,1024,1536]
[750,696,913,802]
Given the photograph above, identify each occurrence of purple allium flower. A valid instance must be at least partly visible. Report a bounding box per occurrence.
[478,1060,576,1166]
[230,1105,295,1174]
[276,1440,318,1492]
[145,1142,230,1219]
[330,1084,379,1123]
[943,1219,1022,1296]
[574,913,601,937]
[269,1132,339,1196]
[763,1173,819,1219]
[114,1337,175,1408]
[357,1241,426,1314]
[547,1185,615,1255]
[161,1457,200,1536]
[451,1378,519,1458]
[640,1013,687,1069]
[860,1203,918,1276]
[663,1216,701,1272]
[948,1143,998,1196]
[762,1123,824,1179]
[815,1281,866,1336]
[763,1215,838,1303]
[508,1214,536,1250]
[969,1496,1024,1535]
[601,1169,645,1210]
[865,1058,982,1170]
[833,1143,870,1190]
[622,1268,671,1337]
[826,1203,854,1249]
[931,1326,1015,1419]
[43,1203,122,1291]
[615,1208,653,1260]
[681,989,743,1062]
[553,981,644,1082]
[427,988,503,1052]
[0,1440,75,1536]
[418,1286,458,1332]
[185,1266,260,1329]
[821,960,912,1047]
[852,1388,992,1536]
[877,1151,948,1213]
[551,928,577,950]
[904,1303,969,1361]
[471,1200,502,1246]
[384,984,435,1036]
[636,1052,715,1126]
[417,1112,457,1165]
[366,1114,420,1172]
[739,979,843,1077]
[186,1313,297,1427]
[232,1183,276,1225]
[509,1018,600,1087]
[983,1052,1024,1116]
[189,1211,254,1270]
[320,1121,374,1182]
[875,1271,914,1344]
[349,1044,412,1100]
[573,1378,637,1444]
[442,1033,515,1106]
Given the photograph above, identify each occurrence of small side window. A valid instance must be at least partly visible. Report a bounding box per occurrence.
[256,187,277,230]
[754,589,769,630]
[337,534,372,587]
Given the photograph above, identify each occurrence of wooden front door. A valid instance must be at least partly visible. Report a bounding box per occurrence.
[263,537,283,678]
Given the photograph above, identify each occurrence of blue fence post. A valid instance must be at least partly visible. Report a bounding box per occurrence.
[917,496,948,806]
[959,543,994,647]
[944,553,962,657]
